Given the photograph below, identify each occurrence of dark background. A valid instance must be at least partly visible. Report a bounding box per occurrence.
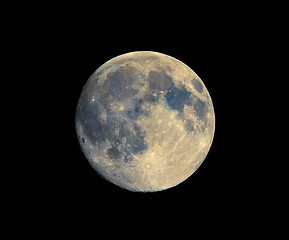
[33,28,243,204]
[3,2,280,237]
[10,6,263,234]
[39,30,243,209]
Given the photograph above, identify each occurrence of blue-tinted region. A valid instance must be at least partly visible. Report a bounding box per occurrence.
[191,78,203,93]
[107,146,121,160]
[165,85,192,113]
[77,96,103,144]
[125,123,147,155]
[148,71,172,90]
[103,67,138,101]
[123,155,133,163]
[79,100,148,162]
[126,99,146,120]
[185,120,195,132]
[143,91,159,104]
[194,99,206,119]
[77,66,149,162]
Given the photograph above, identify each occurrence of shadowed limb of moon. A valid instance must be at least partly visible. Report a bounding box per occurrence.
[75,51,215,192]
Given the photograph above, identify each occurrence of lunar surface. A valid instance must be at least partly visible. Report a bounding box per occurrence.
[75,51,215,192]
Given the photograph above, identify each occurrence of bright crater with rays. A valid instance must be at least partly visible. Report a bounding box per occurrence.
[75,51,215,192]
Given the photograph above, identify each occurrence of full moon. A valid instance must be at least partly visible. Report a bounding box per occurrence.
[75,51,215,192]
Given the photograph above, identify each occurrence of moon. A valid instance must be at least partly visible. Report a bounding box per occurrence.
[75,51,215,192]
